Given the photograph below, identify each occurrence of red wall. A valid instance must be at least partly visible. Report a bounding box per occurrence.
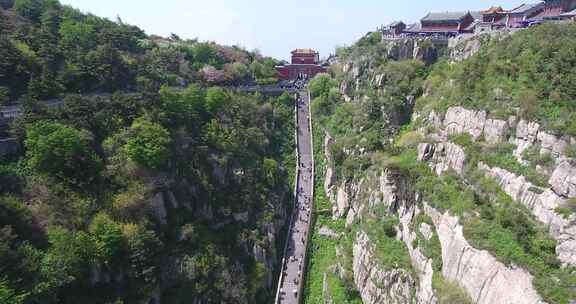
[276,65,327,80]
[420,15,474,32]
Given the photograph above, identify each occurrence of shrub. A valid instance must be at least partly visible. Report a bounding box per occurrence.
[123,118,171,169]
[25,121,103,186]
[89,213,125,264]
[523,145,555,168]
[433,277,473,304]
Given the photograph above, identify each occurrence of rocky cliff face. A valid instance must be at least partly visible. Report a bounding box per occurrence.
[310,27,576,303]
[397,197,438,304]
[417,142,466,175]
[480,163,576,266]
[419,105,576,267]
[353,231,417,304]
[425,205,546,304]
[320,105,575,303]
[382,37,446,65]
[448,30,516,62]
[328,149,548,304]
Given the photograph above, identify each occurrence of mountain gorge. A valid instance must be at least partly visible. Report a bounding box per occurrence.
[2,0,576,304]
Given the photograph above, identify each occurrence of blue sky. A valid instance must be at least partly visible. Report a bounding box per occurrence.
[59,0,528,60]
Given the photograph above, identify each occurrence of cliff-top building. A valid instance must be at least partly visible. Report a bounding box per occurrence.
[403,11,476,37]
[381,0,576,39]
[276,49,327,80]
[541,0,576,19]
[507,2,546,27]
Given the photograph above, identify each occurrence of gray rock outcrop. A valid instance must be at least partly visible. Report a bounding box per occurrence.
[443,107,487,140]
[480,163,576,266]
[353,231,416,304]
[549,161,576,199]
[397,202,438,304]
[425,205,546,304]
[418,142,466,175]
[333,184,350,218]
[513,120,542,161]
[484,118,509,144]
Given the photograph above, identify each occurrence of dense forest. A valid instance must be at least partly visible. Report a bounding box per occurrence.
[0,0,294,303]
[0,0,280,104]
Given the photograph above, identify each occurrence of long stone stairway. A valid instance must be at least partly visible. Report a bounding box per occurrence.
[274,87,315,304]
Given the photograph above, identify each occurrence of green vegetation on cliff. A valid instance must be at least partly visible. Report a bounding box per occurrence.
[0,1,292,303]
[307,22,576,304]
[0,0,278,103]
[417,23,576,136]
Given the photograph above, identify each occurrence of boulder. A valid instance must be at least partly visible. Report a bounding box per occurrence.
[443,107,487,140]
[420,223,433,241]
[513,120,540,161]
[233,212,249,223]
[537,132,568,159]
[484,119,508,144]
[318,226,339,239]
[418,143,435,161]
[549,162,576,199]
[333,185,349,218]
[417,142,466,175]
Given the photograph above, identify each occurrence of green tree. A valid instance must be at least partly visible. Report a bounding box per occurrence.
[262,158,278,185]
[123,224,162,285]
[250,58,277,83]
[225,62,250,82]
[40,227,95,293]
[123,118,171,169]
[176,246,245,302]
[309,73,336,98]
[25,121,103,185]
[89,213,124,264]
[13,0,43,22]
[159,85,204,128]
[205,87,229,115]
[277,92,294,107]
[59,19,95,52]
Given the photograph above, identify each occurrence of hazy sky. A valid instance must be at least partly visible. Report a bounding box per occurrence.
[59,0,528,60]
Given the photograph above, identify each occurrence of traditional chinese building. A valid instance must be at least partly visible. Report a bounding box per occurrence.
[504,2,545,27]
[406,12,475,36]
[380,21,407,37]
[290,49,319,65]
[276,49,327,80]
[476,6,508,32]
[541,0,576,20]
[482,6,507,23]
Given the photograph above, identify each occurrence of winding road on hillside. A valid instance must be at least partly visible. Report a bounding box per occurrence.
[275,86,314,304]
